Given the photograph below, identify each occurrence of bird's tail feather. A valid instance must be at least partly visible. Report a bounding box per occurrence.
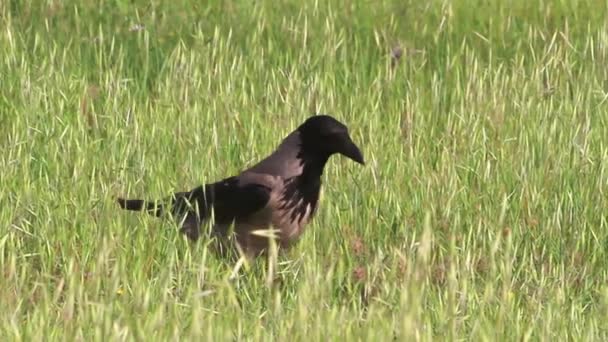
[117,198,163,217]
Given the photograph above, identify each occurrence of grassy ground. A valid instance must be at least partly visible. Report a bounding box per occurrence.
[1,0,608,340]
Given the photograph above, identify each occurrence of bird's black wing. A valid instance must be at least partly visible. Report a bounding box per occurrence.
[206,176,272,222]
[118,174,272,241]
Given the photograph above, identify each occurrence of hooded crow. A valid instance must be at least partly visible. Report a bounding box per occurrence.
[117,114,364,257]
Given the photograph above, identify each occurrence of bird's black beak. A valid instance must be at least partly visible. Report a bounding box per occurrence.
[340,135,365,165]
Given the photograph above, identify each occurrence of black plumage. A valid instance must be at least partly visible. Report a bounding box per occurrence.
[117,114,364,257]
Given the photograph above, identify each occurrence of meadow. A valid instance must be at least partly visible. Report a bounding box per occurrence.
[1,0,608,340]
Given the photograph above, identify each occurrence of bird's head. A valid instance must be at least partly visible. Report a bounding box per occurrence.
[297,114,365,165]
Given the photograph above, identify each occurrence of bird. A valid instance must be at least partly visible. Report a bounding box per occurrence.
[117,114,365,258]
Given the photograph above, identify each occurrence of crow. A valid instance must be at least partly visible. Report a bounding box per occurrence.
[117,114,365,257]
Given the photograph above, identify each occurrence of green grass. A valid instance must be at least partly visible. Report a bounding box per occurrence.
[1,0,608,340]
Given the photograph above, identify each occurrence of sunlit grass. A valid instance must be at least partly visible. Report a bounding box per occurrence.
[1,0,608,340]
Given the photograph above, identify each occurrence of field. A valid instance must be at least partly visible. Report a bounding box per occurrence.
[1,0,608,340]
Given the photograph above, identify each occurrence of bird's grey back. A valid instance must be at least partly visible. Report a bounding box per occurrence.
[244,131,304,179]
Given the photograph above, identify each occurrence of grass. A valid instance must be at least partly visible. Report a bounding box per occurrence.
[1,0,608,340]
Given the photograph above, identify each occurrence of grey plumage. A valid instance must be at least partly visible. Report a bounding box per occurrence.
[117,114,364,257]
